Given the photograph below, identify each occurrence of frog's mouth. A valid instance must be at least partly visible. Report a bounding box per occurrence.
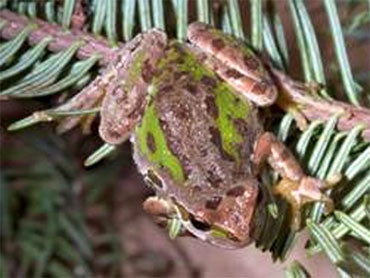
[171,203,249,249]
[142,169,251,248]
[169,215,246,249]
[144,195,247,248]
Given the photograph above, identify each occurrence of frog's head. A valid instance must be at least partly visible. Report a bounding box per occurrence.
[143,170,259,249]
[186,182,259,249]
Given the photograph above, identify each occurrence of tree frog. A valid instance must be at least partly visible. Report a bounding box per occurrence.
[79,23,335,248]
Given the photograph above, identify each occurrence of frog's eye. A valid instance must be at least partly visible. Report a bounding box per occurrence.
[189,214,211,231]
[144,169,164,191]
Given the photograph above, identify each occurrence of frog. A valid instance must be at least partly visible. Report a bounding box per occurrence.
[10,22,331,248]
[87,22,334,248]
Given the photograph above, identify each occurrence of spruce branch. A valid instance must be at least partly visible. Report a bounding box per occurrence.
[1,8,369,141]
[0,0,369,276]
[0,9,120,66]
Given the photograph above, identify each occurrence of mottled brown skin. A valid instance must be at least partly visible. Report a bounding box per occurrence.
[133,48,262,245]
[187,22,277,106]
[99,30,167,145]
[130,37,331,247]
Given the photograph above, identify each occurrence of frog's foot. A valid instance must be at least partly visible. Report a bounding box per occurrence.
[99,29,167,145]
[253,132,335,229]
[270,68,328,131]
[273,177,334,229]
[187,22,278,107]
[281,102,308,131]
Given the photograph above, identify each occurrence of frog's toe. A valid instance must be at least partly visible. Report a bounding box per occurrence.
[299,177,326,201]
[273,177,334,229]
[300,177,335,213]
[289,108,308,130]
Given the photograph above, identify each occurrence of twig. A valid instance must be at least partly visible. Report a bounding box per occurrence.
[272,69,370,142]
[0,9,121,66]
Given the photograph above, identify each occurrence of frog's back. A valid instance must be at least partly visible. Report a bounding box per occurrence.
[133,43,262,212]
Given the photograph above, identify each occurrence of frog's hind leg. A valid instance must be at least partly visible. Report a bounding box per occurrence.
[207,57,277,107]
[99,29,167,145]
[253,132,333,229]
[187,22,277,107]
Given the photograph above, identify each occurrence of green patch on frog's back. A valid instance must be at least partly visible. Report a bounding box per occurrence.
[135,102,185,182]
[124,50,146,91]
[156,43,251,164]
[169,44,251,162]
[157,42,214,82]
[136,44,251,181]
[214,82,251,162]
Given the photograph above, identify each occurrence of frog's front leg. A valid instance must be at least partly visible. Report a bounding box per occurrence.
[253,132,333,229]
[99,29,167,145]
[188,22,277,107]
